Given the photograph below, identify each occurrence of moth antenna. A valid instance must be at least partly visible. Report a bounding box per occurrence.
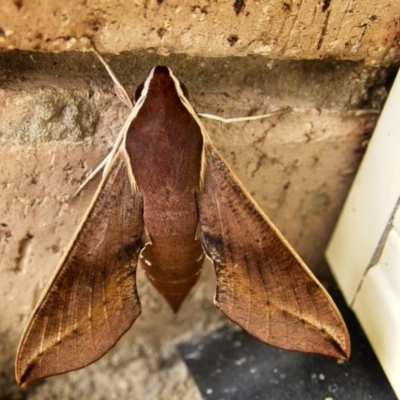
[74,45,141,197]
[198,107,291,123]
[75,101,142,196]
[92,47,134,108]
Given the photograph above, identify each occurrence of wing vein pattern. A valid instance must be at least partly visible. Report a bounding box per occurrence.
[198,144,350,359]
[16,153,144,386]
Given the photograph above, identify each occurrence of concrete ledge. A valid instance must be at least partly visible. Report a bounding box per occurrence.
[1,1,400,64]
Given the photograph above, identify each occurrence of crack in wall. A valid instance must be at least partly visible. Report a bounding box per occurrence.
[317,10,331,50]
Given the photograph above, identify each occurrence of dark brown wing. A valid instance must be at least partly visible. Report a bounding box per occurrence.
[197,145,350,359]
[16,153,144,386]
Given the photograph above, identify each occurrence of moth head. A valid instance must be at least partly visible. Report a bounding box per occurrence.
[134,66,190,102]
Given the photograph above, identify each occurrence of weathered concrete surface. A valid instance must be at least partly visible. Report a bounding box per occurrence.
[1,0,400,64]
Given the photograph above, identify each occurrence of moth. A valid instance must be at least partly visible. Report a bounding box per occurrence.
[16,61,350,387]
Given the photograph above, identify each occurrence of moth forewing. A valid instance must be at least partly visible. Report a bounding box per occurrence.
[18,149,123,333]
[16,150,145,386]
[213,142,345,303]
[197,145,350,360]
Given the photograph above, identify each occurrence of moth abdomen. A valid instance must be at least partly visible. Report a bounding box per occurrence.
[139,251,204,312]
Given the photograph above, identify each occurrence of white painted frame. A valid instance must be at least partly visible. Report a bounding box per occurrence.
[326,69,400,397]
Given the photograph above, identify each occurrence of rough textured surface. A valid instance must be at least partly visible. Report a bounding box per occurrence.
[1,0,400,64]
